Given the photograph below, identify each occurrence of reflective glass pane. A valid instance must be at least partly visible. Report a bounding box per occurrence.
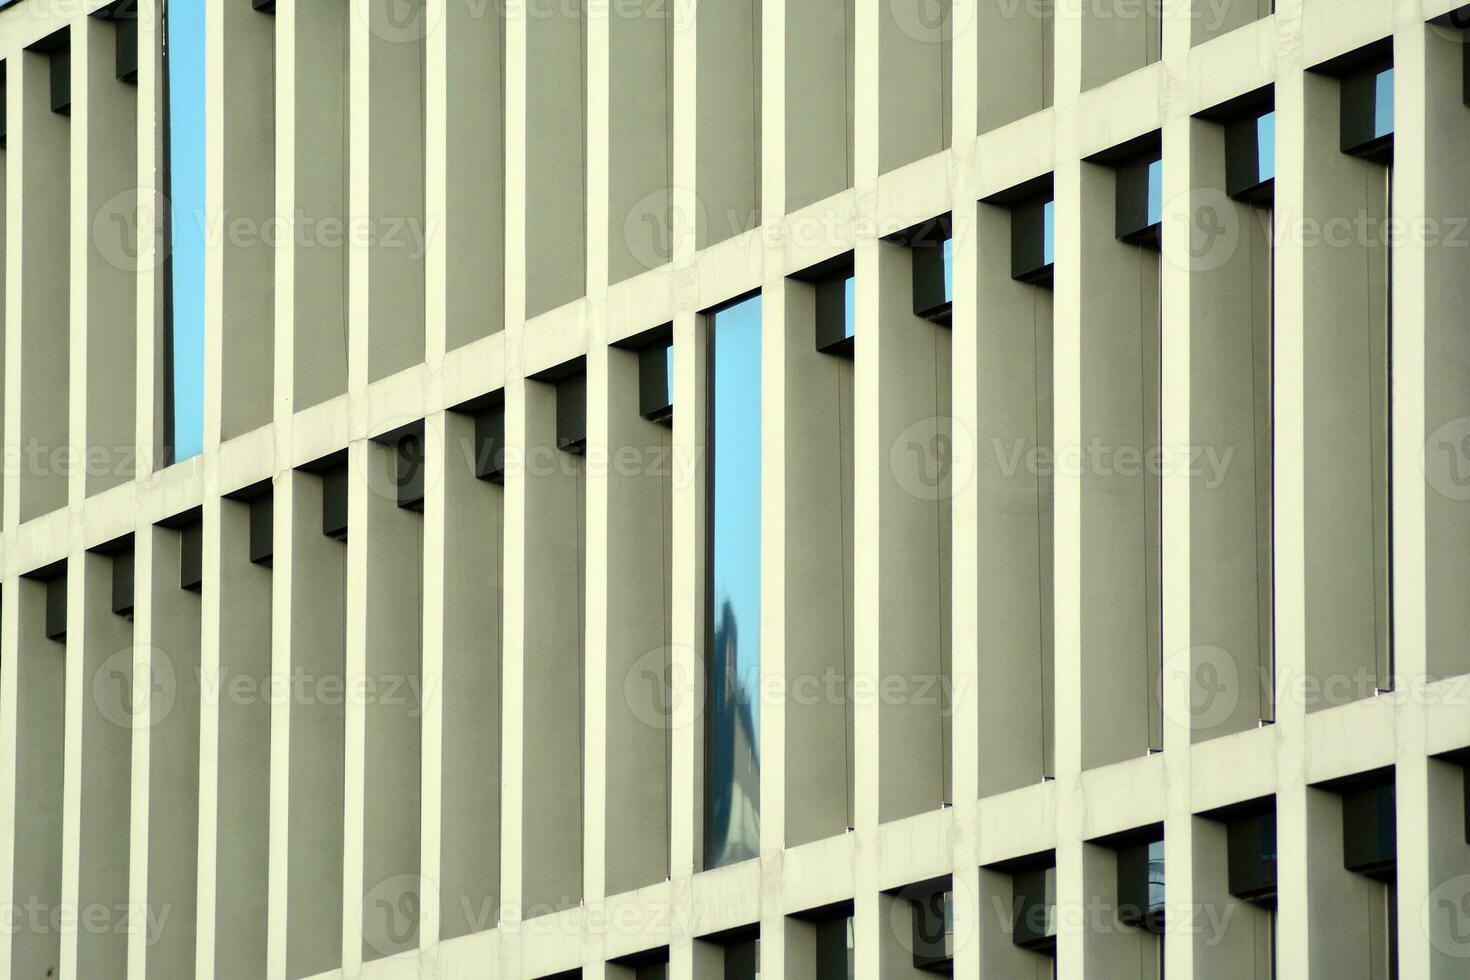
[164,0,206,461]
[1257,111,1276,182]
[1374,67,1394,138]
[941,236,954,303]
[842,275,855,341]
[1147,157,1163,226]
[705,294,762,869]
[1043,199,1055,265]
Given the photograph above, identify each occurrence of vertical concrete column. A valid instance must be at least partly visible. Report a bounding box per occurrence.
[949,2,981,970]
[518,381,586,917]
[584,3,611,968]
[1268,23,1311,977]
[1301,69,1391,710]
[218,0,275,440]
[695,0,760,247]
[83,13,138,494]
[607,0,673,284]
[1049,0,1087,972]
[435,411,502,942]
[366,0,427,381]
[759,0,789,973]
[291,0,350,410]
[972,202,1055,796]
[1420,27,1470,678]
[978,0,1053,132]
[1080,0,1160,89]
[282,469,347,980]
[341,445,367,974]
[850,0,881,975]
[19,40,72,521]
[356,440,425,962]
[0,575,14,977]
[442,0,505,350]
[498,0,529,965]
[10,575,68,980]
[1077,161,1162,769]
[209,495,272,980]
[524,0,586,317]
[1186,117,1274,742]
[603,349,674,894]
[70,550,135,980]
[142,522,204,980]
[872,237,952,821]
[780,282,855,849]
[784,0,853,211]
[877,0,951,173]
[1391,21,1432,980]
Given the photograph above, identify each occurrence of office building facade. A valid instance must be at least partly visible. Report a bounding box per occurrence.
[0,0,1468,977]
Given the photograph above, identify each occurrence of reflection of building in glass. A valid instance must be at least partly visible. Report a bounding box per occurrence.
[706,599,761,869]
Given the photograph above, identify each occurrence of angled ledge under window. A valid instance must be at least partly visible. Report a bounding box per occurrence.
[1094,823,1166,935]
[225,480,275,566]
[1089,131,1164,250]
[793,252,856,357]
[93,0,139,83]
[1312,40,1394,164]
[24,560,69,642]
[889,876,953,974]
[26,27,72,115]
[92,535,137,618]
[301,450,350,541]
[985,850,1059,955]
[614,323,676,425]
[983,173,1056,287]
[454,391,507,482]
[531,357,588,455]
[1341,774,1397,881]
[901,214,953,325]
[1199,86,1278,206]
[160,507,205,592]
[1228,805,1278,904]
[371,421,427,511]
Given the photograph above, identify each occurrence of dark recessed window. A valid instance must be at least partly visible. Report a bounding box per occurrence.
[1341,61,1395,162]
[909,216,953,324]
[1227,107,1277,204]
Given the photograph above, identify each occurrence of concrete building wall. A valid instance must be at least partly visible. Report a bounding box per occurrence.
[0,1,1465,978]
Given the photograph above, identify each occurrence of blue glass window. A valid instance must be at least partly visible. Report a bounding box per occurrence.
[164,0,206,462]
[1257,111,1276,182]
[1374,68,1394,138]
[1146,158,1163,226]
[941,237,953,304]
[842,275,855,342]
[705,293,762,869]
[1043,199,1055,266]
